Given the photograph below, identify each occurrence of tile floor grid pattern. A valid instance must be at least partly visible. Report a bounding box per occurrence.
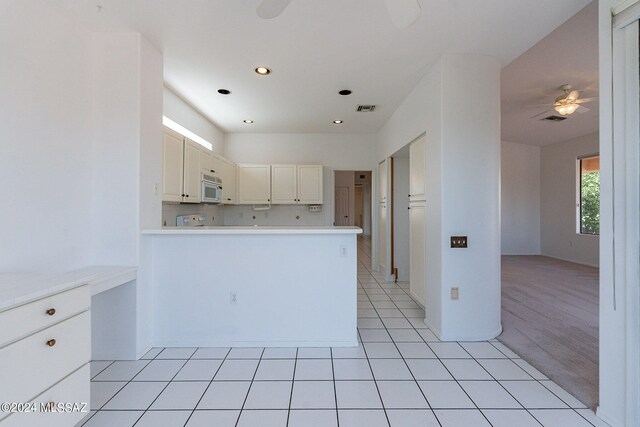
[78,236,603,427]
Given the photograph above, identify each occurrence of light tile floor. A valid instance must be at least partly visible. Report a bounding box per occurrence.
[77,237,607,427]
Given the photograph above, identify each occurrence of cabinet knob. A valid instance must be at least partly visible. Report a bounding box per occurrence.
[46,308,56,316]
[227,198,231,201]
[268,199,270,202]
[46,339,56,347]
[408,207,411,210]
[181,194,185,197]
[211,170,215,173]
[186,195,189,198]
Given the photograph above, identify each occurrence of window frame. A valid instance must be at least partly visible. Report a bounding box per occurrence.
[576,153,600,235]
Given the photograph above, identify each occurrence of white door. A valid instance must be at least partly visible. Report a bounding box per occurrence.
[182,139,201,203]
[335,187,349,226]
[409,201,426,307]
[379,201,387,271]
[298,165,323,204]
[162,127,184,203]
[409,135,426,202]
[238,164,271,204]
[271,165,297,204]
[378,160,387,203]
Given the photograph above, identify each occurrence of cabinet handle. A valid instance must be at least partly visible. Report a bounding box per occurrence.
[46,339,56,347]
[46,308,56,316]
[210,170,215,173]
[227,198,231,201]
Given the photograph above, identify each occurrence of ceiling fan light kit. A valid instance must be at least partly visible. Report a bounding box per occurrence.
[555,103,580,116]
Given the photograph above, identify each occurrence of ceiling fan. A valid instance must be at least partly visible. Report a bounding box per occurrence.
[529,84,597,118]
[256,0,421,29]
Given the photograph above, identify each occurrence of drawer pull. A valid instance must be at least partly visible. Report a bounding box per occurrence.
[46,308,56,316]
[46,339,56,347]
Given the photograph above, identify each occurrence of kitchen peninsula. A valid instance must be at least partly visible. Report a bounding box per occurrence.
[141,226,361,348]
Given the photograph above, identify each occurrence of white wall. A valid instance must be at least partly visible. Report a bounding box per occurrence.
[540,132,599,267]
[377,54,502,341]
[0,1,94,271]
[393,157,410,281]
[163,86,225,155]
[501,141,541,255]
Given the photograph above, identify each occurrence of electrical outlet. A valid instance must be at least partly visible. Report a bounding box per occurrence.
[230,292,238,304]
[340,245,347,257]
[450,236,468,248]
[450,287,459,300]
[153,183,159,195]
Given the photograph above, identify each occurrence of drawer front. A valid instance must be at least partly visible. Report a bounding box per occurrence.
[0,311,90,409]
[0,285,89,348]
[0,364,90,427]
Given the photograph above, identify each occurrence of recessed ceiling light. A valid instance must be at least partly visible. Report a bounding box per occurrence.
[243,120,254,124]
[255,66,271,75]
[338,90,352,96]
[333,120,343,124]
[217,89,231,95]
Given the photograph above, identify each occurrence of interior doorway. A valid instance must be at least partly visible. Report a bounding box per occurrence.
[334,171,372,236]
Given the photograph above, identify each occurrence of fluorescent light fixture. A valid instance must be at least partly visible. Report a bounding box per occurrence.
[162,116,213,151]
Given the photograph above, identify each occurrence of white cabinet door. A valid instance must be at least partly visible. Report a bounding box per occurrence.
[378,160,387,203]
[271,165,297,204]
[238,164,271,204]
[183,139,201,203]
[297,165,323,204]
[162,127,184,202]
[210,154,224,176]
[409,135,426,202]
[200,149,213,174]
[409,201,426,307]
[222,160,237,204]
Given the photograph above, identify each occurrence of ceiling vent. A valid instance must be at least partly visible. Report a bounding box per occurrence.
[541,115,567,122]
[356,105,376,112]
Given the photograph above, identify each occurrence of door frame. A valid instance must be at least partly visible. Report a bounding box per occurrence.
[597,2,640,425]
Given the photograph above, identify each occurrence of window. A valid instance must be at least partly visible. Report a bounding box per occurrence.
[578,155,600,235]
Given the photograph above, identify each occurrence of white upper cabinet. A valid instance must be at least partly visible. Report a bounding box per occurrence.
[297,165,323,204]
[221,159,237,205]
[238,164,271,204]
[271,164,323,205]
[271,165,297,204]
[409,135,426,201]
[182,139,202,203]
[162,127,184,203]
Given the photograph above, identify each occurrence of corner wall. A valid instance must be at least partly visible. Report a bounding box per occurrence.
[501,141,541,255]
[540,132,599,267]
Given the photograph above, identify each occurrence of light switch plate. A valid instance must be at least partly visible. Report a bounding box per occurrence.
[451,287,459,300]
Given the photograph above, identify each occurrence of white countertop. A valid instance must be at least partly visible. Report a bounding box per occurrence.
[142,226,363,235]
[0,266,137,311]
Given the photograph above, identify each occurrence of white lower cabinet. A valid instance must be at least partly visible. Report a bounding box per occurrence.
[409,201,426,307]
[1,365,90,427]
[0,285,90,426]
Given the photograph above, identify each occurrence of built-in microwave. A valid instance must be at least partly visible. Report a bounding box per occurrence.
[201,173,223,204]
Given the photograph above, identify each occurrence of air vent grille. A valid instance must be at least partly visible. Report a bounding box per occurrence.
[541,115,567,122]
[356,105,376,112]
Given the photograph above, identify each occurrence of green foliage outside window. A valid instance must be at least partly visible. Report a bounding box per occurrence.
[581,171,600,234]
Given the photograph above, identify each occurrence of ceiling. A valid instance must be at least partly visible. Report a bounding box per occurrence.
[501,1,599,146]
[61,0,591,134]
